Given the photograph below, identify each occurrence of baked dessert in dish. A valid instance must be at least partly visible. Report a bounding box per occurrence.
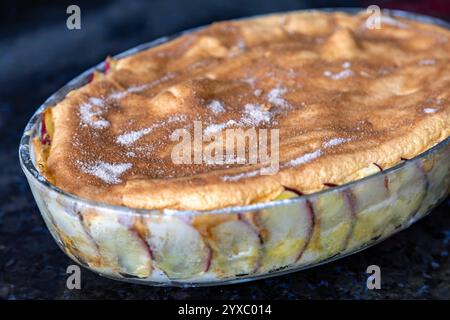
[21,9,450,285]
[36,10,449,210]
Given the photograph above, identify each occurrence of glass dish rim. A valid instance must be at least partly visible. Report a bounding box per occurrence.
[19,7,450,217]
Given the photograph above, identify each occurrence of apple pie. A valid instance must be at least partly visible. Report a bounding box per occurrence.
[25,10,450,283]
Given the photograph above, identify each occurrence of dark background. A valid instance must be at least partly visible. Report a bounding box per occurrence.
[1,0,449,299]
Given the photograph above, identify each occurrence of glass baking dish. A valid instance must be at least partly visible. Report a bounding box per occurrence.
[19,8,450,287]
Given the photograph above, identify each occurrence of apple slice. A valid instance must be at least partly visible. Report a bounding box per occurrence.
[83,212,152,278]
[345,171,392,251]
[298,190,354,265]
[41,197,101,267]
[34,108,54,180]
[207,219,261,277]
[417,150,450,217]
[104,56,118,74]
[87,70,103,83]
[86,57,117,83]
[41,108,53,145]
[346,162,428,251]
[250,191,314,272]
[191,214,261,278]
[381,162,427,235]
[143,216,210,279]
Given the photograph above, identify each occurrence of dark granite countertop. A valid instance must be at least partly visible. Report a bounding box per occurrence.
[0,0,449,300]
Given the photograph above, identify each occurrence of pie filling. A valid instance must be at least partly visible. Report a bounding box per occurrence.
[35,11,450,210]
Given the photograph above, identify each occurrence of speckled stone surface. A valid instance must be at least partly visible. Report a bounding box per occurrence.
[0,0,449,300]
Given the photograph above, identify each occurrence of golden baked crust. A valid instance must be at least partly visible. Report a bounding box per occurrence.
[41,11,450,210]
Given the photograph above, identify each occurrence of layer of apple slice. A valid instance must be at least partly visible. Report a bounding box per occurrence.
[346,170,392,251]
[87,57,117,83]
[249,191,314,272]
[33,108,55,182]
[82,212,152,278]
[87,57,118,83]
[346,162,428,251]
[208,218,261,277]
[41,107,54,145]
[40,196,101,267]
[381,162,427,236]
[191,214,261,278]
[104,56,118,73]
[417,150,450,218]
[143,216,210,279]
[298,189,354,265]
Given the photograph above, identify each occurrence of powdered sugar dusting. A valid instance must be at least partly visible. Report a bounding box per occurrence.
[208,100,225,114]
[78,74,176,130]
[116,114,187,146]
[108,91,128,100]
[108,73,175,101]
[128,84,151,93]
[242,103,271,125]
[284,137,351,168]
[323,137,351,148]
[267,87,289,108]
[423,108,437,114]
[287,149,322,167]
[89,97,104,106]
[117,127,154,146]
[342,61,351,69]
[79,98,110,129]
[203,104,270,135]
[221,137,351,181]
[204,120,238,136]
[77,161,132,184]
[223,169,260,182]
[324,69,353,80]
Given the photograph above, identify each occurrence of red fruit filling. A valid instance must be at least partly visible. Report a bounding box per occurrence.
[87,72,95,83]
[104,59,111,74]
[40,115,51,145]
